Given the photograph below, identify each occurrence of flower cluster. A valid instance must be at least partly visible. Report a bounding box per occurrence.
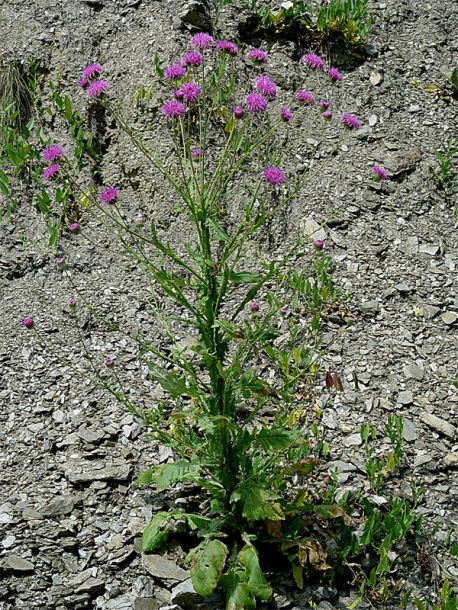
[217,40,238,56]
[78,63,108,98]
[100,186,119,203]
[41,145,65,181]
[301,52,343,82]
[263,166,285,185]
[372,165,390,181]
[341,112,361,130]
[255,75,276,99]
[247,48,269,64]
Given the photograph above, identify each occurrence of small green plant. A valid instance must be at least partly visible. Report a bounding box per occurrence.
[315,0,372,44]
[402,579,458,610]
[433,138,458,214]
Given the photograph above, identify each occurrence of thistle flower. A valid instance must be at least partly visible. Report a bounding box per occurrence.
[100,186,119,203]
[68,298,77,308]
[233,105,244,119]
[372,165,390,181]
[319,100,331,110]
[245,92,267,113]
[191,149,203,159]
[263,166,285,185]
[328,67,343,81]
[280,106,293,122]
[314,239,324,250]
[178,81,201,103]
[22,317,34,328]
[104,358,114,367]
[56,256,66,269]
[322,110,333,120]
[255,75,277,99]
[250,301,259,312]
[69,222,80,233]
[82,63,103,81]
[181,51,203,66]
[165,63,186,80]
[295,90,316,105]
[42,145,65,161]
[87,79,109,97]
[301,52,324,70]
[162,99,186,118]
[341,112,361,130]
[247,48,268,63]
[43,164,60,181]
[190,32,214,50]
[78,78,89,89]
[217,40,238,56]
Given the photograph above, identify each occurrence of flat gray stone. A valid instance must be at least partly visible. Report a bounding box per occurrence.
[75,577,105,594]
[442,311,458,325]
[171,579,201,608]
[64,459,131,484]
[419,243,439,256]
[420,413,456,439]
[0,555,34,573]
[343,433,363,447]
[142,555,189,583]
[301,217,326,241]
[42,495,78,516]
[398,390,413,405]
[444,453,458,467]
[403,364,424,381]
[402,419,417,442]
[418,303,441,319]
[360,300,380,314]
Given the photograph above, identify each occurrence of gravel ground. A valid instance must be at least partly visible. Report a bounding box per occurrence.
[1,0,457,609]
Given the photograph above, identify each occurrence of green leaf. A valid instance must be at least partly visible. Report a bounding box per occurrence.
[253,428,297,451]
[226,582,255,610]
[313,504,352,525]
[231,484,284,521]
[137,461,201,491]
[142,511,173,552]
[0,170,10,196]
[229,271,262,285]
[146,362,193,398]
[64,95,73,121]
[238,544,272,601]
[187,539,229,596]
[207,217,230,243]
[292,563,303,589]
[154,51,164,77]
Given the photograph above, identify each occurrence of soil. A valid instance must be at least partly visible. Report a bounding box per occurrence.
[0,1,457,609]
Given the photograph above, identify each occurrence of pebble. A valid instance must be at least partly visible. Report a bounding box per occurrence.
[442,311,458,325]
[402,418,418,442]
[368,114,378,126]
[360,300,380,314]
[444,453,458,467]
[170,579,201,607]
[369,71,383,85]
[398,390,414,405]
[403,363,425,381]
[142,555,189,582]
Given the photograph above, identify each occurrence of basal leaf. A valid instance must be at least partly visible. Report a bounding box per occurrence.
[187,539,229,596]
[142,511,173,552]
[253,428,298,451]
[238,544,272,601]
[139,461,201,491]
[298,539,331,571]
[232,485,284,521]
[292,563,303,589]
[226,582,255,610]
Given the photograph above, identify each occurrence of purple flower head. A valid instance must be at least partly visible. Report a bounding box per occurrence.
[341,112,361,130]
[255,75,277,99]
[56,256,66,268]
[295,90,316,105]
[190,32,214,50]
[42,145,65,162]
[181,51,203,67]
[245,92,267,113]
[178,81,201,103]
[247,48,268,63]
[372,165,390,181]
[162,99,186,118]
[280,106,293,122]
[302,53,325,70]
[78,78,89,89]
[105,357,114,367]
[217,40,238,56]
[22,316,34,329]
[68,298,77,308]
[82,63,103,81]
[132,215,146,226]
[165,63,186,80]
[322,110,333,120]
[87,79,109,97]
[314,239,324,250]
[250,301,259,312]
[263,166,285,185]
[43,164,61,181]
[319,100,331,110]
[191,149,203,159]
[69,222,80,234]
[328,67,343,81]
[174,88,184,100]
[233,105,244,119]
[100,186,119,204]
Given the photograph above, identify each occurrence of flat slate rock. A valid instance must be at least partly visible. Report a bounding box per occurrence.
[142,554,189,583]
[420,413,456,439]
[64,459,131,484]
[0,555,34,573]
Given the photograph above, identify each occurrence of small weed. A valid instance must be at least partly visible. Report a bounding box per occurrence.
[433,138,458,214]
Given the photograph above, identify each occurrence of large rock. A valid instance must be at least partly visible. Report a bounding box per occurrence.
[64,459,131,484]
[142,554,189,582]
[420,413,456,439]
